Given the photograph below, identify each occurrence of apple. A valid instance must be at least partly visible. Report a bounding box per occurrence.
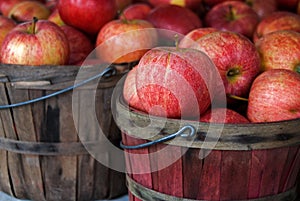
[181,31,261,100]
[123,66,145,111]
[200,108,249,123]
[8,0,51,22]
[253,11,300,42]
[204,1,259,38]
[45,0,58,11]
[133,46,220,118]
[247,69,300,122]
[179,27,218,48]
[119,3,152,20]
[60,25,94,65]
[57,0,117,35]
[146,4,202,35]
[244,0,277,20]
[0,16,16,50]
[298,1,300,15]
[48,8,65,26]
[0,18,69,65]
[255,30,300,73]
[96,18,157,64]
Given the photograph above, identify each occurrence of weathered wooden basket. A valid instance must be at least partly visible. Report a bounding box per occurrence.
[0,63,128,201]
[116,95,300,201]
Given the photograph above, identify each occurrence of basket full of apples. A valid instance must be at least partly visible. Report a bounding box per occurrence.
[114,0,300,200]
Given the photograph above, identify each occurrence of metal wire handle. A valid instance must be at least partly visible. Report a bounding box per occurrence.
[0,66,116,109]
[120,124,196,150]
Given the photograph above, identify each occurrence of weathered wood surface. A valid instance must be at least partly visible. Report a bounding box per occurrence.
[0,64,128,201]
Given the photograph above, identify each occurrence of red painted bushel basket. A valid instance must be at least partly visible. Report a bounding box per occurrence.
[0,64,129,201]
[116,94,300,201]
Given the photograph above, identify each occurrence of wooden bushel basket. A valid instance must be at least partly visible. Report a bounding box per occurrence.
[0,64,128,201]
[116,94,300,201]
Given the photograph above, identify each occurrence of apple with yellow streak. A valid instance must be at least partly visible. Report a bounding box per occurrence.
[148,0,202,10]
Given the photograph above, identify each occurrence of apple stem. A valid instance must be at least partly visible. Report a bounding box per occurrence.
[227,94,249,102]
[227,5,235,21]
[32,17,38,34]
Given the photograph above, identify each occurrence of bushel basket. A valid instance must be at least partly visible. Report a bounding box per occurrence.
[0,63,128,201]
[116,94,300,201]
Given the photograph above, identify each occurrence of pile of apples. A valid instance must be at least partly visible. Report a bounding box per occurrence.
[0,0,300,124]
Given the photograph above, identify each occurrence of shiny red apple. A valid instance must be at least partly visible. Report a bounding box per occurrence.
[204,1,259,38]
[57,0,117,35]
[247,69,300,122]
[181,31,261,99]
[255,30,300,73]
[253,11,300,42]
[200,108,249,123]
[96,18,157,64]
[0,18,69,65]
[8,0,51,22]
[134,46,220,118]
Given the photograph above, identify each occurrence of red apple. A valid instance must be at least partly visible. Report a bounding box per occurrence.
[255,30,300,73]
[60,25,94,65]
[181,31,261,99]
[57,0,117,35]
[204,1,259,38]
[253,11,300,42]
[0,16,16,49]
[8,0,51,22]
[200,108,249,123]
[48,8,65,26]
[134,46,220,118]
[244,0,277,20]
[146,5,202,35]
[123,66,145,111]
[247,69,300,122]
[96,18,157,64]
[0,18,69,65]
[120,3,152,20]
[179,27,218,48]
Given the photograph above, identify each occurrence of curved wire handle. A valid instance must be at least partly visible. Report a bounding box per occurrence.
[120,124,196,150]
[0,66,116,109]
